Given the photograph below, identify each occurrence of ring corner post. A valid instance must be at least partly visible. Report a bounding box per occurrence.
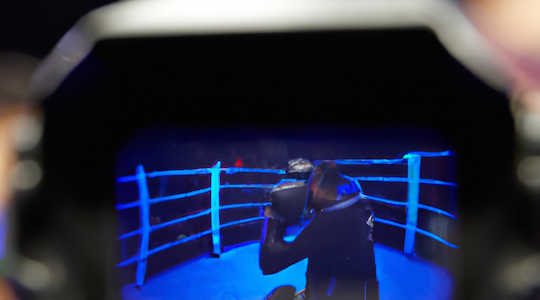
[135,165,151,287]
[404,154,421,255]
[211,161,222,257]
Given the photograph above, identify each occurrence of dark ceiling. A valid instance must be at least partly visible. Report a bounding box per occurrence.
[0,0,116,58]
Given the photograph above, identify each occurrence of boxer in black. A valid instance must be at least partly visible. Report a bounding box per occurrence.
[260,160,379,300]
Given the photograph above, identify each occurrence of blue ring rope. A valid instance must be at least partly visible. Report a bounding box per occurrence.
[374,217,458,249]
[353,176,456,186]
[361,194,456,220]
[117,217,267,267]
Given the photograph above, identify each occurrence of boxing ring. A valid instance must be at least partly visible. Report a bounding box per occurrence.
[115,151,457,299]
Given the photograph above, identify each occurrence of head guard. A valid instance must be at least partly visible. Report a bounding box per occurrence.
[269,159,313,225]
[286,158,314,180]
[306,160,361,212]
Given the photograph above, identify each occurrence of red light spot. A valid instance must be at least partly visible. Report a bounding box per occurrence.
[234,158,243,167]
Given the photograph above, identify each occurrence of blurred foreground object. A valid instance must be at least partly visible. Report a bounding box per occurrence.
[461,0,540,153]
[31,0,509,100]
[459,2,540,300]
[26,0,520,299]
[0,52,41,299]
[0,52,42,205]
[461,0,540,93]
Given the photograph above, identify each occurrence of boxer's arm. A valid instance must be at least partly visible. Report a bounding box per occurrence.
[259,216,307,275]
